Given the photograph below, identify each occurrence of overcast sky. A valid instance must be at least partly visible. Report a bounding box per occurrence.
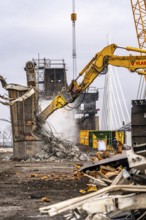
[0,0,141,131]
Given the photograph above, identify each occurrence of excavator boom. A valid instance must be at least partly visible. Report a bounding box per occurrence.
[38,44,146,121]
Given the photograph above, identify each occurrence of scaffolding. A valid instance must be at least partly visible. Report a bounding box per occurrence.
[32,57,67,98]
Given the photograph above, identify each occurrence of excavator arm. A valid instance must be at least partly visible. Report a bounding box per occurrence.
[38,43,146,121]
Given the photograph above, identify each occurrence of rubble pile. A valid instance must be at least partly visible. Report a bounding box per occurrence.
[27,124,90,162]
[40,164,146,220]
[28,139,89,162]
[2,122,90,162]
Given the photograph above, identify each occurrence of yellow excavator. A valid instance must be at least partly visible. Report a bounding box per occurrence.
[38,43,146,121]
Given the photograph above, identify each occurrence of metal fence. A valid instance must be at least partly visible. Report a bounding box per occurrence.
[0,128,13,147]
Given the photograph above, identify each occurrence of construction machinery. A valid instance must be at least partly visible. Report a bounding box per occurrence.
[37,43,146,171]
[2,43,146,163]
[130,0,146,99]
[38,43,146,121]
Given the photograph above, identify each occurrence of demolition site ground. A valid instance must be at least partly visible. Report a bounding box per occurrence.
[0,151,88,220]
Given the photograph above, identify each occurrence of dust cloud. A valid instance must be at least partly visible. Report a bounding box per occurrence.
[40,100,78,143]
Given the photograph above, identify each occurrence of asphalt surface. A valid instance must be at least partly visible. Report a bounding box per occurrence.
[0,151,88,220]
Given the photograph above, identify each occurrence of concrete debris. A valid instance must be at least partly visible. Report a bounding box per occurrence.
[2,140,89,162]
[24,123,90,162]
[0,75,35,106]
[0,86,35,106]
[39,166,146,219]
[27,141,89,162]
[2,120,90,161]
[2,154,13,161]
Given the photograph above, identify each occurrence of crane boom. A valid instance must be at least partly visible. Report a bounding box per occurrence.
[130,0,146,98]
[130,0,146,49]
